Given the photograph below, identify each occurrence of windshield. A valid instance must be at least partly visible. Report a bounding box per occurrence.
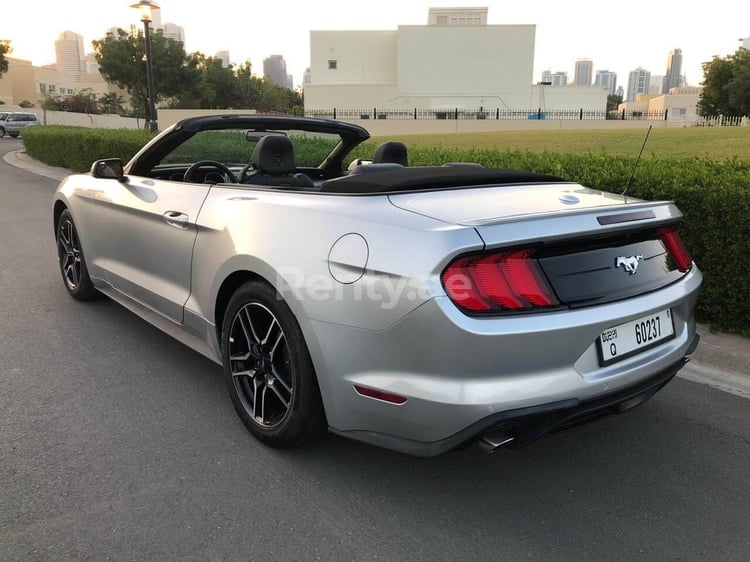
[158,128,342,169]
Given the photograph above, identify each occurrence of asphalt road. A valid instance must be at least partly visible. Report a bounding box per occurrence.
[1,138,748,561]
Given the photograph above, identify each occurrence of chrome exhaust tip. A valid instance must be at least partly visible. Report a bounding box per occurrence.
[479,434,515,453]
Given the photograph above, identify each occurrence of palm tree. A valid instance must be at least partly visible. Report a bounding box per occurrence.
[98,92,125,115]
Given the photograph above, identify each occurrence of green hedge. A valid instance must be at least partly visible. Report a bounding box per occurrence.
[22,127,750,335]
[22,126,155,172]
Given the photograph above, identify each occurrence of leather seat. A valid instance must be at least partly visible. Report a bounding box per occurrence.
[242,135,314,188]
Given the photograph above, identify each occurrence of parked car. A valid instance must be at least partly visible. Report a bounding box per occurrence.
[51,115,701,456]
[0,111,39,137]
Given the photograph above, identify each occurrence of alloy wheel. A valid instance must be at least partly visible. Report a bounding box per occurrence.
[228,303,293,428]
[58,219,82,291]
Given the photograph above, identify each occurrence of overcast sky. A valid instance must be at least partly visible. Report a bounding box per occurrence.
[2,0,748,89]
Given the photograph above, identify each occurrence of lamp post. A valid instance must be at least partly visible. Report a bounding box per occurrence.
[130,0,160,132]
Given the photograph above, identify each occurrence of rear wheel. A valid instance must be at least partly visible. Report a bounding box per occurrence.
[56,210,98,301]
[221,280,325,448]
[9,133,18,138]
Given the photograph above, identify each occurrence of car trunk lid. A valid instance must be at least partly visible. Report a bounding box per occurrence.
[390,183,690,309]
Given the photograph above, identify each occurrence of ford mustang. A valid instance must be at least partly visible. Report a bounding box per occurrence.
[52,115,702,456]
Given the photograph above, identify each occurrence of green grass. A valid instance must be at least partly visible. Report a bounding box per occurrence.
[372,127,750,160]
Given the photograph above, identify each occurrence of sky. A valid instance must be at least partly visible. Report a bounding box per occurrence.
[2,0,748,90]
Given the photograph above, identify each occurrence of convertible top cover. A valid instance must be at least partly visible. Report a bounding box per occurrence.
[320,166,566,194]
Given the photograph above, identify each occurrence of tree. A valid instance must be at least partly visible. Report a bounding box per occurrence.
[59,88,100,114]
[93,28,199,124]
[98,92,125,114]
[0,40,10,77]
[19,100,35,108]
[698,48,750,117]
[607,94,623,113]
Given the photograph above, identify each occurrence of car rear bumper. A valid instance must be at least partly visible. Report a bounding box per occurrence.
[331,346,695,456]
[302,267,702,456]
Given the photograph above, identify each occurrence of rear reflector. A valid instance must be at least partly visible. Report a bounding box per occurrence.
[442,249,559,313]
[658,227,693,272]
[354,385,408,405]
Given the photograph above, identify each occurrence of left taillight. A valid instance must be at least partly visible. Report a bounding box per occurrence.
[441,249,559,314]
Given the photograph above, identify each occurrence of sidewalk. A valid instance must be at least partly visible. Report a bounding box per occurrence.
[5,148,750,399]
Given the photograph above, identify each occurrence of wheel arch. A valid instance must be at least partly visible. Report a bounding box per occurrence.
[213,269,272,342]
[53,199,68,236]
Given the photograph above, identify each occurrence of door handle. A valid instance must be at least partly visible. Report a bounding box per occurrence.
[163,210,189,228]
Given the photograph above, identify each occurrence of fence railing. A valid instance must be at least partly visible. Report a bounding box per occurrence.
[301,108,678,121]
[691,115,748,127]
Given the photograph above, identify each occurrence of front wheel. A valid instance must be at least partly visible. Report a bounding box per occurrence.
[56,210,98,300]
[9,133,18,138]
[221,280,325,448]
[0,127,5,138]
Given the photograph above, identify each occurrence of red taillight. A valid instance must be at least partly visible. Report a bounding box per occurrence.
[353,385,408,405]
[658,227,693,272]
[441,249,559,314]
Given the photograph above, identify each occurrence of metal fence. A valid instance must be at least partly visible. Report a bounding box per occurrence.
[691,115,748,127]
[302,108,676,121]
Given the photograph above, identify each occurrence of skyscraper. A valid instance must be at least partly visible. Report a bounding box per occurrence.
[595,70,617,95]
[662,48,683,94]
[626,67,651,102]
[264,55,292,89]
[574,59,593,86]
[541,70,568,86]
[55,31,85,81]
[162,23,185,43]
[215,51,230,68]
[649,75,665,95]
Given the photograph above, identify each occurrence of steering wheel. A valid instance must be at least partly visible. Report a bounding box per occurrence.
[183,160,237,183]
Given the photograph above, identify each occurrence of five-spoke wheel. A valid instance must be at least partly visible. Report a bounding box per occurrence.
[228,303,293,428]
[56,210,97,300]
[222,281,325,447]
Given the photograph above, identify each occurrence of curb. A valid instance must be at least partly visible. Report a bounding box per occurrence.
[4,149,749,399]
[4,150,71,182]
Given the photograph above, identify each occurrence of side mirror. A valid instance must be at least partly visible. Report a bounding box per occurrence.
[91,158,126,181]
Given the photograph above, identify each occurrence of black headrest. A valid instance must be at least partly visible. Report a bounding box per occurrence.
[252,135,296,175]
[373,141,408,166]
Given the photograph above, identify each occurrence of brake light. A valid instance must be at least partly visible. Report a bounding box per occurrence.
[441,249,559,313]
[658,227,693,272]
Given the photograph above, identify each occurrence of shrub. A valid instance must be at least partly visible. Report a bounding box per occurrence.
[22,126,154,172]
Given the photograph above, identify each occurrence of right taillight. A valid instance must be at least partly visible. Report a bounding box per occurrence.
[441,249,559,314]
[658,227,693,272]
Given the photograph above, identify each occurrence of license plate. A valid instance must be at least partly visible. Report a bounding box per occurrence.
[598,309,675,366]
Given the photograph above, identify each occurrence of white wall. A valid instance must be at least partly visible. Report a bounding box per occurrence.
[530,85,609,111]
[305,25,537,110]
[303,84,398,110]
[395,25,535,100]
[309,30,397,86]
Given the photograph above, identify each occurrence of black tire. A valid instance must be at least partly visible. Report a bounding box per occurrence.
[0,127,5,138]
[56,210,98,301]
[9,133,18,138]
[221,280,325,448]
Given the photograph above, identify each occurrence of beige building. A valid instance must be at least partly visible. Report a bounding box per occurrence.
[617,87,702,120]
[0,56,120,108]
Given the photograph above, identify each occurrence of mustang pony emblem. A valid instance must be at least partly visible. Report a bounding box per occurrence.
[616,255,643,275]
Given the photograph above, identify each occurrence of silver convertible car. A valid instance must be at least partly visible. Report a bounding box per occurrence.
[53,115,701,456]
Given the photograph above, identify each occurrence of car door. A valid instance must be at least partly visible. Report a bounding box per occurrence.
[94,175,211,323]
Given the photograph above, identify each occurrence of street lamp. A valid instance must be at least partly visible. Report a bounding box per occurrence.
[130,0,160,132]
